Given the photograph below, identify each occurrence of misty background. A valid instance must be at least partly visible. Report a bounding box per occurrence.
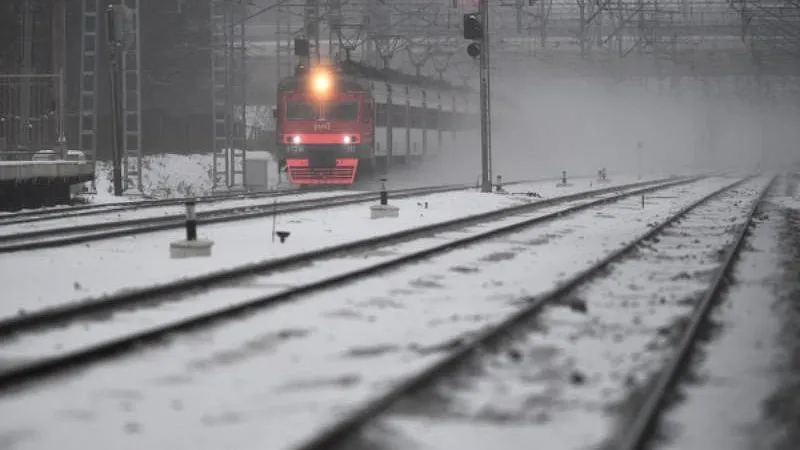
[1,0,798,186]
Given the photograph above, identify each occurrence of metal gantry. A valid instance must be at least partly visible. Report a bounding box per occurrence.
[210,0,247,191]
[80,0,100,191]
[329,0,371,63]
[120,0,142,194]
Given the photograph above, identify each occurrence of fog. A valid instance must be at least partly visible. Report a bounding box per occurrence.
[249,36,799,189]
[402,68,800,187]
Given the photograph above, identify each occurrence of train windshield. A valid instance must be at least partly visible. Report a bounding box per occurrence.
[325,101,359,121]
[286,99,318,120]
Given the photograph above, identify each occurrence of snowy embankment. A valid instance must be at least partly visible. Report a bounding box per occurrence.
[0,176,746,450]
[85,151,280,202]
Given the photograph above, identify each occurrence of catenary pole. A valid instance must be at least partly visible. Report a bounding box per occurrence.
[479,0,492,193]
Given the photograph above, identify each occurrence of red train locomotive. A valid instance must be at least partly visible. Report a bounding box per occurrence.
[274,65,371,184]
[274,62,477,186]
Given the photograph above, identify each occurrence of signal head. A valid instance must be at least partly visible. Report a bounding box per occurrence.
[294,38,310,57]
[463,12,483,40]
[466,42,480,59]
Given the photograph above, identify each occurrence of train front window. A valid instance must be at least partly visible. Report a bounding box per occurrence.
[326,101,359,121]
[286,100,317,120]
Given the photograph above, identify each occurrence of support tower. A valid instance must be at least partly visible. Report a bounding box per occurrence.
[109,0,143,194]
[210,0,247,191]
[80,0,100,191]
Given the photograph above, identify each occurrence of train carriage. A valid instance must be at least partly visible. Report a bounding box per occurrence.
[274,62,477,186]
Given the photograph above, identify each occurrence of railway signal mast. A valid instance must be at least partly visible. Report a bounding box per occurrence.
[463,2,491,193]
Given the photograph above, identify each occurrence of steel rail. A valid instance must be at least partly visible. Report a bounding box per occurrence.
[0,176,701,392]
[0,174,552,226]
[611,174,778,450]
[0,186,313,226]
[0,175,585,226]
[0,182,498,254]
[289,175,760,450]
[0,177,565,252]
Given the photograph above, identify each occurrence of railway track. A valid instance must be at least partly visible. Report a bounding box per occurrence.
[605,175,776,450]
[0,185,311,226]
[0,181,530,254]
[0,175,699,392]
[0,174,588,228]
[283,174,773,450]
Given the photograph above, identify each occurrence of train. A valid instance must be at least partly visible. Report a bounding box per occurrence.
[273,61,479,185]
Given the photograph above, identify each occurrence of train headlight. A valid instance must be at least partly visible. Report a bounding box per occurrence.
[292,135,302,145]
[310,69,332,98]
[343,135,352,144]
[313,73,330,93]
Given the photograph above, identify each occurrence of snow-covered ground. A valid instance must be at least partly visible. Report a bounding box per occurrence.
[351,176,771,450]
[0,176,743,450]
[85,152,281,203]
[653,174,800,449]
[0,175,655,318]
[0,178,677,363]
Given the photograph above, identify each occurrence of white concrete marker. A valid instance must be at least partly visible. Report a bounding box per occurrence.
[170,199,214,258]
[370,178,400,219]
[556,170,573,188]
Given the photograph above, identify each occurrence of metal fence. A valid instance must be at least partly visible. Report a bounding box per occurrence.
[0,73,65,160]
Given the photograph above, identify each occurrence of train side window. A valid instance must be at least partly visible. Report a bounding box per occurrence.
[410,106,421,128]
[440,111,452,130]
[426,109,439,130]
[376,103,387,127]
[391,103,406,128]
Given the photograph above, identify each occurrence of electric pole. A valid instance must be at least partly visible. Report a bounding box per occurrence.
[483,0,492,190]
[106,5,124,196]
[463,3,492,193]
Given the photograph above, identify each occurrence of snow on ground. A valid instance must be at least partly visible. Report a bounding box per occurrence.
[0,175,657,318]
[0,180,668,362]
[356,177,771,450]
[82,151,281,203]
[653,175,799,449]
[769,192,800,210]
[90,154,211,201]
[0,176,739,450]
